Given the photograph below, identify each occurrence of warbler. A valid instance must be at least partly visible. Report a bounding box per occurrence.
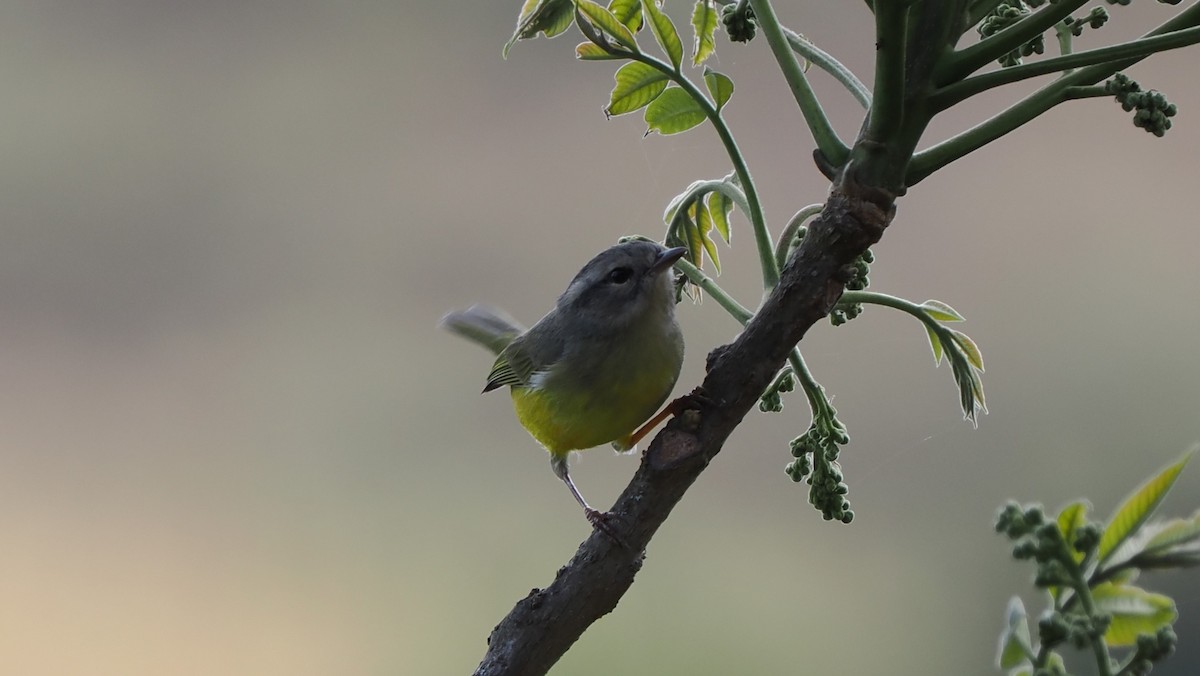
[442,240,687,531]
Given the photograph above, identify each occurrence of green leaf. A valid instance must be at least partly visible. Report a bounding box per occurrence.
[576,42,622,60]
[949,329,985,371]
[1143,511,1200,555]
[504,0,576,58]
[608,0,642,32]
[680,209,704,269]
[703,67,734,111]
[576,0,639,51]
[691,0,718,66]
[607,62,669,115]
[924,325,944,366]
[644,86,705,135]
[1051,500,1091,600]
[705,189,732,243]
[1092,582,1177,647]
[663,180,705,225]
[694,199,720,273]
[641,0,682,70]
[997,597,1033,669]
[920,299,965,322]
[1098,450,1195,565]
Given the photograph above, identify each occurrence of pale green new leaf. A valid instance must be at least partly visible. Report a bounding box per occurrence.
[641,0,682,70]
[924,325,944,366]
[645,87,705,135]
[1098,450,1195,565]
[609,0,642,31]
[1143,511,1200,555]
[680,210,704,269]
[949,329,985,371]
[920,299,965,322]
[576,0,639,51]
[705,188,732,243]
[703,67,734,112]
[607,62,669,115]
[663,179,707,225]
[693,199,720,273]
[1092,582,1177,647]
[997,597,1033,669]
[1050,500,1091,601]
[576,42,623,60]
[504,0,576,57]
[1058,500,1091,563]
[691,0,718,65]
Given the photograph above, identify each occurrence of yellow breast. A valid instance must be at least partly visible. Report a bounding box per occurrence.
[510,351,680,456]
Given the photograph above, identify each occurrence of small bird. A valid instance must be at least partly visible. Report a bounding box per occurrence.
[442,240,687,532]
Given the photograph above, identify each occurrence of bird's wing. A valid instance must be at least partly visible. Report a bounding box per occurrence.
[482,320,563,393]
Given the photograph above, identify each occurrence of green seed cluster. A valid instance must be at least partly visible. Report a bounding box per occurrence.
[759,371,795,413]
[721,2,757,44]
[979,2,1045,67]
[1106,73,1177,137]
[831,248,872,326]
[786,419,853,523]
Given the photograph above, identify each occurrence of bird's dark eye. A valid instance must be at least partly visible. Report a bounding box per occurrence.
[607,267,633,284]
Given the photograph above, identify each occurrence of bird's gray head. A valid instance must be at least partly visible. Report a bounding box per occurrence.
[556,240,686,328]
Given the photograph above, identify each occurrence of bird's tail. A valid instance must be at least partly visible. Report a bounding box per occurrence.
[439,304,525,355]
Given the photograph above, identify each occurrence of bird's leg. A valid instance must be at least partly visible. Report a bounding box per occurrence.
[550,454,626,547]
[623,386,713,450]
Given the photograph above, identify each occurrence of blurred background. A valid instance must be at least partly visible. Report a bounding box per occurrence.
[2,2,1198,674]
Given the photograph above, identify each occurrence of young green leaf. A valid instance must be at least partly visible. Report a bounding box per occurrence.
[607,62,669,115]
[641,0,682,70]
[609,0,643,32]
[576,42,623,60]
[703,67,734,112]
[920,299,965,322]
[1142,512,1200,556]
[504,0,576,58]
[1098,450,1194,565]
[1058,500,1090,563]
[1091,582,1177,647]
[577,0,639,51]
[949,329,985,371]
[997,597,1033,670]
[925,325,944,366]
[694,199,720,273]
[645,86,705,135]
[705,188,732,243]
[680,209,704,269]
[691,0,718,66]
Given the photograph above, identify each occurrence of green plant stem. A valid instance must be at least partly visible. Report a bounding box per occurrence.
[867,0,908,143]
[941,0,1088,83]
[911,6,1200,185]
[674,258,753,324]
[1069,566,1115,676]
[774,204,823,271]
[784,28,871,109]
[748,0,850,166]
[665,180,750,228]
[840,290,925,318]
[629,53,779,289]
[1055,20,1073,62]
[788,348,827,419]
[933,25,1200,111]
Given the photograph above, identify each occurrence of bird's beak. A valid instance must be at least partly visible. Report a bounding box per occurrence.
[651,246,687,275]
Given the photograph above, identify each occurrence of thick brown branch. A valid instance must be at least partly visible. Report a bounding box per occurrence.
[472,176,895,676]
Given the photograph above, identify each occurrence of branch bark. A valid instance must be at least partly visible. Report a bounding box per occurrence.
[472,172,896,676]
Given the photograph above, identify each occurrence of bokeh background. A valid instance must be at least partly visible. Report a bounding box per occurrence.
[2,2,1199,674]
